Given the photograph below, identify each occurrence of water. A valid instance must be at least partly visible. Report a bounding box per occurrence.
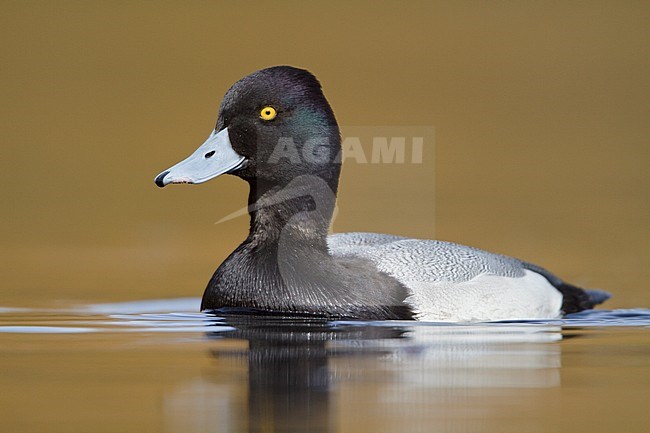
[1,299,648,433]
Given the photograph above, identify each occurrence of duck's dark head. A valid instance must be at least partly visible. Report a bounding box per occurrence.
[155,66,341,193]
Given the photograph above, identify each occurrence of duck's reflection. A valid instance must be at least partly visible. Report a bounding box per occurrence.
[165,316,563,433]
[208,315,407,433]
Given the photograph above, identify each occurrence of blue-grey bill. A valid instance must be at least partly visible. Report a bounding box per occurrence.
[154,128,245,187]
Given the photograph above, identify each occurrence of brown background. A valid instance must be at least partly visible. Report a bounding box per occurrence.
[1,1,648,308]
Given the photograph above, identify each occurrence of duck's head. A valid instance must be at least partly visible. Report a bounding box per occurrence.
[155,66,341,192]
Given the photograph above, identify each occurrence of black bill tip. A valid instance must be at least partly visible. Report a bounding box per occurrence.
[155,170,170,188]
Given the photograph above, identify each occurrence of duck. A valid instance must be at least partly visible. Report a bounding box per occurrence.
[154,66,610,322]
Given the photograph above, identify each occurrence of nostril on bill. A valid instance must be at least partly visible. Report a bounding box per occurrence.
[154,170,170,188]
[205,151,215,159]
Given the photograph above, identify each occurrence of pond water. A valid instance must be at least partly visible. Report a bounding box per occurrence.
[1,299,648,433]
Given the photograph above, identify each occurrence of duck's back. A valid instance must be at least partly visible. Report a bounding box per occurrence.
[327,232,602,322]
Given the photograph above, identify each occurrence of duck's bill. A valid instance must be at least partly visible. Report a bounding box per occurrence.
[154,127,246,188]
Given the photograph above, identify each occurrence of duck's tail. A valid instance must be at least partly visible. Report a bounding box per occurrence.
[584,288,612,306]
[521,261,611,314]
[554,282,612,314]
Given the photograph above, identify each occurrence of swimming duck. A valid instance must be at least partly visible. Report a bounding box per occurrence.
[154,66,609,322]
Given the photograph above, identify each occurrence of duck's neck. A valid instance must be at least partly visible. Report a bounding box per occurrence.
[245,174,338,251]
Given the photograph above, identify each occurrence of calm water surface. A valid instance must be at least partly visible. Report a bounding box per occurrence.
[0,299,648,433]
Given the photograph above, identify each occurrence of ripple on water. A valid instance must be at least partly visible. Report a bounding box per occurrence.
[0,298,648,334]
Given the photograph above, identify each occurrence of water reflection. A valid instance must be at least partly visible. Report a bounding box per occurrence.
[170,315,563,432]
[210,316,408,432]
[1,303,649,432]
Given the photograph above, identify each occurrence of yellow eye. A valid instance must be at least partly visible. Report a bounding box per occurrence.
[259,106,277,121]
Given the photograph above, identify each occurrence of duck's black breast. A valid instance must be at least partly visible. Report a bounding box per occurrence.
[201,236,415,320]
